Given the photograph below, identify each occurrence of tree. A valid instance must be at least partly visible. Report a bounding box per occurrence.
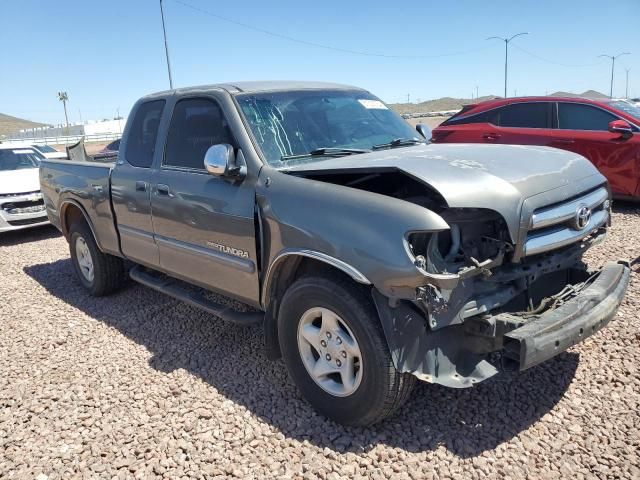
[58,91,69,134]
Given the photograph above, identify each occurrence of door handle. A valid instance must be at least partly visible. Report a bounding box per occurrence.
[482,133,502,141]
[135,181,147,192]
[156,184,173,197]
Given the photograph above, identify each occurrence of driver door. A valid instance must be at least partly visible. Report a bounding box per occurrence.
[150,95,260,306]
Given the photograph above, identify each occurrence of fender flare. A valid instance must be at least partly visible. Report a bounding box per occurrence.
[59,199,103,251]
[261,248,371,308]
[261,248,371,361]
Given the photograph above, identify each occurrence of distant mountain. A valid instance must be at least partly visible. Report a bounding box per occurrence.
[548,90,608,99]
[0,113,48,138]
[390,95,499,115]
[390,89,612,116]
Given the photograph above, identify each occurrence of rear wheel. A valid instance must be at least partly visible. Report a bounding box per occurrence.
[69,221,125,296]
[278,273,415,426]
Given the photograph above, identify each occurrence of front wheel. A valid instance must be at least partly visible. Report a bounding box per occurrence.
[69,221,125,296]
[278,273,415,426]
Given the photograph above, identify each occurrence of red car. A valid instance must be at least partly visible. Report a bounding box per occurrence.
[432,97,640,199]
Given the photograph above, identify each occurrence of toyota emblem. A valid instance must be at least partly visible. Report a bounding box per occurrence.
[574,205,591,230]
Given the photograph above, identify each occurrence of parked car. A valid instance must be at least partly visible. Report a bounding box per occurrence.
[0,143,49,232]
[40,82,629,426]
[100,138,120,154]
[31,144,67,159]
[432,97,640,199]
[92,138,121,161]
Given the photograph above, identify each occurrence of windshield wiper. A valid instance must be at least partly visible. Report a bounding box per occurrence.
[281,147,370,161]
[372,138,426,150]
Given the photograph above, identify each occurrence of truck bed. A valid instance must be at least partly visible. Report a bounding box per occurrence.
[39,158,121,255]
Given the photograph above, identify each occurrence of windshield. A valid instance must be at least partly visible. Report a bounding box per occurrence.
[607,100,640,121]
[0,149,41,171]
[236,89,420,167]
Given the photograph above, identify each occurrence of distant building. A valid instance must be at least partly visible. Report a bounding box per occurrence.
[8,118,126,142]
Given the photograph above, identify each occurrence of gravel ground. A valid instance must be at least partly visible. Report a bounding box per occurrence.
[1,205,639,480]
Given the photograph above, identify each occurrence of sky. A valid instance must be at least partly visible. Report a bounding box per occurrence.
[2,0,639,125]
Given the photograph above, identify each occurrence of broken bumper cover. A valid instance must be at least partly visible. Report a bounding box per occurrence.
[503,261,630,371]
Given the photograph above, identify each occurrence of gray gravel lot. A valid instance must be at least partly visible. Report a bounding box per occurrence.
[1,205,639,479]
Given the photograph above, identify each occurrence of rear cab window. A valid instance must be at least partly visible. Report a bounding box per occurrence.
[124,100,165,168]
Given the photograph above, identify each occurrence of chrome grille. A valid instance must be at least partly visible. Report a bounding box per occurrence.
[524,186,609,256]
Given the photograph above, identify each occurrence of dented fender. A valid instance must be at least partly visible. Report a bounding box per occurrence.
[257,167,449,302]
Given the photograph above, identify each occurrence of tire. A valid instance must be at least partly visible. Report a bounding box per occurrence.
[278,272,415,426]
[69,221,125,296]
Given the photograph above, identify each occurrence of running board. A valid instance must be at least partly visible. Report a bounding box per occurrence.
[129,265,263,326]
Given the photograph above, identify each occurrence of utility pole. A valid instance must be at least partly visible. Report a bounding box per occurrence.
[487,32,529,98]
[475,85,479,100]
[407,93,410,103]
[598,52,630,98]
[58,91,69,135]
[625,68,631,99]
[159,0,174,89]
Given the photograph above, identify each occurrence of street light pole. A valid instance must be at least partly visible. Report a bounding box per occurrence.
[159,0,174,89]
[625,68,630,99]
[598,53,630,98]
[487,32,529,98]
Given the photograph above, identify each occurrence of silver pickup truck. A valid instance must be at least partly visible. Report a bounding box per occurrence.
[40,81,630,426]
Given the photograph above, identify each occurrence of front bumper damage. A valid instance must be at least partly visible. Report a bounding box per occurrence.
[502,261,630,371]
[373,260,630,388]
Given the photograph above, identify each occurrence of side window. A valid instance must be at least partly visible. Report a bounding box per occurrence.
[164,98,235,170]
[444,108,500,126]
[498,103,550,128]
[124,100,165,168]
[558,103,617,131]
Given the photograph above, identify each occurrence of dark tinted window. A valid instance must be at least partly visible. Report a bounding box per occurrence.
[164,98,234,170]
[557,103,617,130]
[498,103,550,128]
[124,100,165,168]
[442,108,500,126]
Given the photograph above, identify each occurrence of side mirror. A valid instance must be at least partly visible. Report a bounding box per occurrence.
[608,119,633,140]
[416,123,432,141]
[204,144,246,180]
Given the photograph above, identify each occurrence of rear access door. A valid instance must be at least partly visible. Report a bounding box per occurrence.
[149,92,260,307]
[483,101,554,146]
[111,99,166,268]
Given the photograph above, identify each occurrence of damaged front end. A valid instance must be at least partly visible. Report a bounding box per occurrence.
[374,202,630,388]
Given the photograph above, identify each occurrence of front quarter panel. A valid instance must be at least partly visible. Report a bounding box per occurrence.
[258,168,449,301]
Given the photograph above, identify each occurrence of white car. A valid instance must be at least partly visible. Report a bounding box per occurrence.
[0,143,49,232]
[31,144,67,159]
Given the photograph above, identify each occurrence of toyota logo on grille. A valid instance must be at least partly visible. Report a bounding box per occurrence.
[574,205,591,230]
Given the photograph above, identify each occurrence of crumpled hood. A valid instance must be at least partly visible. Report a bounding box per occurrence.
[0,168,41,195]
[287,143,606,241]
